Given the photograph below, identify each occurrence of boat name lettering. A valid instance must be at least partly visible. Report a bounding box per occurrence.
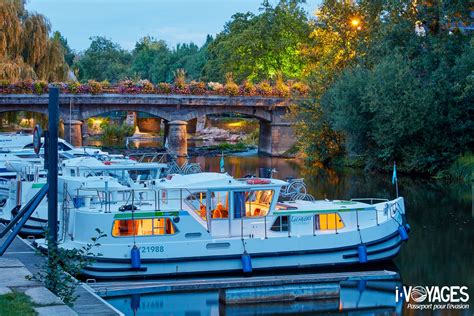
[290,215,313,224]
[139,245,164,253]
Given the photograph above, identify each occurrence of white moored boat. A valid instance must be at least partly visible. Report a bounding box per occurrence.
[37,172,410,279]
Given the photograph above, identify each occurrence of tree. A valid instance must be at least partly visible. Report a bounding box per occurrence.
[74,36,132,82]
[203,0,311,82]
[294,0,370,164]
[0,0,67,81]
[131,37,172,82]
[315,0,473,173]
[53,31,75,66]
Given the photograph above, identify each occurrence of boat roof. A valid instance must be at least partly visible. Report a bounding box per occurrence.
[61,157,167,170]
[275,199,376,215]
[156,172,288,190]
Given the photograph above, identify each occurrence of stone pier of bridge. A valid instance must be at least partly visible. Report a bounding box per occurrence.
[0,94,299,157]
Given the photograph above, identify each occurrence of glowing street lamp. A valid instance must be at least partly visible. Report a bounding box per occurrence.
[350,18,362,30]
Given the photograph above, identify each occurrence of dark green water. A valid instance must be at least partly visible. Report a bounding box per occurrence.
[107,154,474,315]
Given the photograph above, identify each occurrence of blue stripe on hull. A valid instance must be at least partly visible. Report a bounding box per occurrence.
[81,232,405,279]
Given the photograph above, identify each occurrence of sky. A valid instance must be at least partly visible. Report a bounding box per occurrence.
[27,0,321,52]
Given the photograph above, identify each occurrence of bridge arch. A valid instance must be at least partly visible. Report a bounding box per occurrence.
[73,105,174,122]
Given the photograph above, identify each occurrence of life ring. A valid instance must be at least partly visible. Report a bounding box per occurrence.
[247,178,271,185]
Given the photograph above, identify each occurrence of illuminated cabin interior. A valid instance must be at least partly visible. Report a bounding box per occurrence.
[112,218,176,237]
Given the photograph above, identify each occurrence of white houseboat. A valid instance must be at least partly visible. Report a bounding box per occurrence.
[36,172,409,279]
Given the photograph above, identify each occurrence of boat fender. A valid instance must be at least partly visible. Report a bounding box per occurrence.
[173,216,180,223]
[358,279,367,292]
[131,245,141,269]
[405,223,411,233]
[358,244,368,263]
[241,251,252,273]
[398,226,409,241]
[247,178,271,185]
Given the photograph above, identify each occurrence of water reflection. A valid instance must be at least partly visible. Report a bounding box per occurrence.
[105,154,472,315]
[107,277,403,316]
[191,155,473,294]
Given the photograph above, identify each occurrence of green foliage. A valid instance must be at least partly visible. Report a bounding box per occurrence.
[297,0,473,173]
[74,36,132,82]
[0,291,35,316]
[0,1,67,82]
[436,153,474,182]
[54,31,75,67]
[217,141,247,151]
[29,229,106,305]
[100,122,134,147]
[317,1,473,173]
[33,80,48,94]
[87,80,103,94]
[203,0,311,82]
[76,36,209,84]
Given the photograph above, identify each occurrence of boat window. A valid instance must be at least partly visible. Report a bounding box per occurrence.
[270,216,289,232]
[185,191,208,220]
[314,213,344,230]
[234,190,274,218]
[209,191,229,219]
[112,218,177,237]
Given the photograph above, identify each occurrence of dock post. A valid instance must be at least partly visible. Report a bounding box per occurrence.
[47,87,59,252]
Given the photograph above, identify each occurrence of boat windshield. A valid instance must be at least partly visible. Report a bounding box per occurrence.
[185,189,274,220]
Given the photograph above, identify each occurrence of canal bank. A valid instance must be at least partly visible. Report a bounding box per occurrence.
[0,226,122,316]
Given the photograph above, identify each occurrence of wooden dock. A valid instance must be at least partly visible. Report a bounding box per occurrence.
[0,226,122,316]
[89,270,400,298]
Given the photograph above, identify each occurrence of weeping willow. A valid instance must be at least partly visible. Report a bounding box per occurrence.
[0,0,67,82]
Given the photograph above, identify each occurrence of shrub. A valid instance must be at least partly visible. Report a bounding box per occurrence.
[173,69,187,90]
[240,80,256,96]
[137,79,155,93]
[66,81,81,94]
[33,81,48,94]
[50,82,68,93]
[157,82,172,94]
[0,80,10,93]
[100,121,134,146]
[118,80,141,94]
[189,81,206,95]
[256,80,273,96]
[11,80,32,94]
[207,82,223,94]
[100,80,111,91]
[274,76,290,97]
[224,73,239,96]
[290,81,309,96]
[87,80,103,94]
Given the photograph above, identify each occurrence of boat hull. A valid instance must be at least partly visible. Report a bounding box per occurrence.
[78,221,407,280]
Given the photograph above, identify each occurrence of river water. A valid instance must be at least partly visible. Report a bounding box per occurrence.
[106,153,473,315]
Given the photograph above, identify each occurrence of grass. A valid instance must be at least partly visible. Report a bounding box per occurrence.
[435,153,474,183]
[216,141,247,151]
[0,291,36,316]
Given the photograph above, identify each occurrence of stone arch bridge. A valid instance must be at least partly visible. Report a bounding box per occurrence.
[0,94,298,157]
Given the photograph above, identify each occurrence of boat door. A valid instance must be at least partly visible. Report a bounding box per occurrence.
[208,190,231,237]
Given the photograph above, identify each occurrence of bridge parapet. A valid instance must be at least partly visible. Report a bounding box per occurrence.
[0,94,299,157]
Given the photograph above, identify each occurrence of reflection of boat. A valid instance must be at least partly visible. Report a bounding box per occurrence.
[37,172,409,279]
[105,275,403,315]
